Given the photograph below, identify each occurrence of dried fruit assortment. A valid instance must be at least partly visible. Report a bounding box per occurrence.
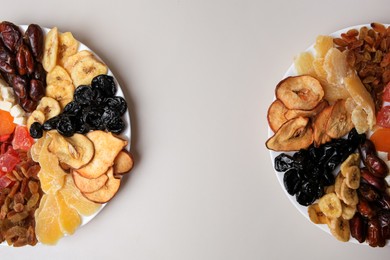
[267,23,390,247]
[0,22,134,246]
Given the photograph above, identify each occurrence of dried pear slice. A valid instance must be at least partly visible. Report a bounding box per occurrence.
[267,99,288,132]
[312,105,332,147]
[266,117,313,151]
[285,100,328,120]
[47,130,94,170]
[275,75,324,110]
[326,99,354,139]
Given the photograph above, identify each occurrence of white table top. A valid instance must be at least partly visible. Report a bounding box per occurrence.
[3,0,390,259]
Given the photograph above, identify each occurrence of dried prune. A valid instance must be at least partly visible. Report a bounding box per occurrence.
[29,122,43,139]
[295,181,318,206]
[348,127,366,147]
[42,116,60,131]
[321,169,334,186]
[91,74,117,97]
[74,85,94,105]
[83,107,105,130]
[326,153,342,171]
[63,101,82,116]
[274,154,294,172]
[104,96,127,116]
[105,116,125,134]
[74,116,89,134]
[56,115,75,137]
[283,169,301,195]
[24,24,43,61]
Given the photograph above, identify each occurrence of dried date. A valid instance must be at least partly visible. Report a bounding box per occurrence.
[365,154,389,178]
[10,74,27,99]
[0,21,22,52]
[367,218,386,247]
[29,79,44,101]
[24,24,43,62]
[350,213,367,243]
[15,44,34,76]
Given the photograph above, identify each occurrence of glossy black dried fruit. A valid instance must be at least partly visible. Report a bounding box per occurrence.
[83,107,105,130]
[283,169,301,196]
[74,85,94,105]
[42,116,60,131]
[295,181,318,206]
[104,96,127,116]
[274,153,294,172]
[29,122,43,139]
[105,116,125,134]
[91,74,117,97]
[63,101,82,116]
[56,115,75,137]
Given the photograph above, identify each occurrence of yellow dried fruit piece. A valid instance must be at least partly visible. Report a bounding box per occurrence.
[35,194,64,245]
[59,175,101,216]
[38,169,65,194]
[58,32,79,67]
[46,65,73,87]
[314,35,334,58]
[38,135,67,179]
[56,192,81,235]
[324,48,350,86]
[294,52,316,77]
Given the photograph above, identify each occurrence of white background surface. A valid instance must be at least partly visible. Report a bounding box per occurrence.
[3,0,390,259]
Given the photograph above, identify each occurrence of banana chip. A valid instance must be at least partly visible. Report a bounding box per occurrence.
[46,84,75,109]
[70,56,107,87]
[58,32,79,66]
[47,65,73,87]
[42,27,59,72]
[63,50,93,74]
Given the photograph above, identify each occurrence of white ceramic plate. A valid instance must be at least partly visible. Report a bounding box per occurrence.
[0,24,131,246]
[269,24,389,245]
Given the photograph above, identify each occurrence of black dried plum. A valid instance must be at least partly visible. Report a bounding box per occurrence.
[83,107,105,130]
[104,96,127,116]
[295,181,318,206]
[326,153,342,171]
[57,115,75,137]
[293,149,311,170]
[283,169,301,196]
[92,88,105,105]
[308,145,322,162]
[74,85,94,105]
[105,116,125,134]
[274,154,294,172]
[321,170,335,186]
[63,101,83,116]
[91,74,117,97]
[348,128,366,146]
[42,116,60,131]
[29,122,43,139]
[101,107,118,125]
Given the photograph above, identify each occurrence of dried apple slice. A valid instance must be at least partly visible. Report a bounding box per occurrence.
[77,131,127,179]
[266,117,313,151]
[285,100,328,120]
[267,99,288,132]
[275,75,324,110]
[313,105,332,147]
[326,99,354,139]
[82,168,121,204]
[72,170,108,193]
[113,150,134,176]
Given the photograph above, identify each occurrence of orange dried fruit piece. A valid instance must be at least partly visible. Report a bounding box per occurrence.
[0,110,16,136]
[266,117,313,151]
[56,192,81,235]
[267,99,288,132]
[275,75,324,110]
[59,175,100,216]
[35,194,64,245]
